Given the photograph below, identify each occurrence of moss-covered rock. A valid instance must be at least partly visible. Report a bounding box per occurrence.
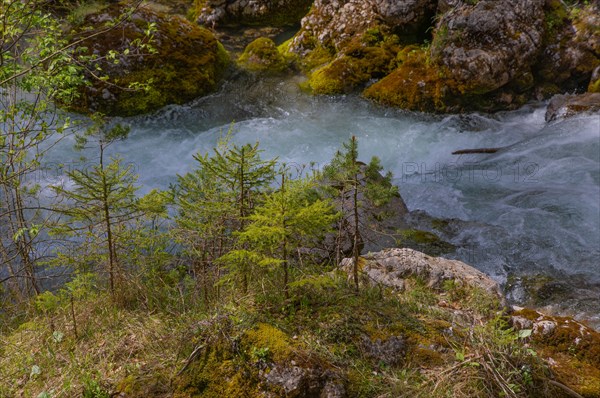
[74,4,229,116]
[430,0,545,94]
[307,34,398,94]
[289,0,437,55]
[237,37,289,73]
[512,308,600,398]
[533,1,600,96]
[397,229,456,257]
[363,46,454,112]
[283,0,599,112]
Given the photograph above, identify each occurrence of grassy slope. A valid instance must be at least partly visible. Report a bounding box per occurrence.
[3,266,593,398]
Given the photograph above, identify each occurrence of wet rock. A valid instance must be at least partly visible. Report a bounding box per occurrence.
[341,248,504,300]
[74,4,229,116]
[545,92,600,121]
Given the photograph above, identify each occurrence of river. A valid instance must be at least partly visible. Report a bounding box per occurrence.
[44,74,600,326]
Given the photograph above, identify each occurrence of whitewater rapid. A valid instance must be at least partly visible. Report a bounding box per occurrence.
[44,75,600,326]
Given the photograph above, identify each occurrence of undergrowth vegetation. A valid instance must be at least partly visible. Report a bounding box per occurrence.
[0,267,571,397]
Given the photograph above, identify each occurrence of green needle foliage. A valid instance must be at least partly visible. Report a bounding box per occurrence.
[322,136,362,291]
[322,136,400,292]
[174,132,277,300]
[227,168,338,299]
[50,122,139,301]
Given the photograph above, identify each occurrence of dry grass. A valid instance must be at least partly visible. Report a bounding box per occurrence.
[0,293,190,397]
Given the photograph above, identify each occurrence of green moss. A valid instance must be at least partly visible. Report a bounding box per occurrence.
[396,229,455,256]
[512,309,600,397]
[300,44,335,72]
[243,323,294,363]
[589,78,600,93]
[74,5,230,116]
[364,47,449,112]
[307,42,396,95]
[238,37,289,73]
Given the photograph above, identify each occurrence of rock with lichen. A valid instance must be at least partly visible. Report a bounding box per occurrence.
[287,0,599,112]
[430,0,545,94]
[290,0,437,54]
[340,248,504,300]
[192,0,313,28]
[284,0,436,94]
[74,4,229,116]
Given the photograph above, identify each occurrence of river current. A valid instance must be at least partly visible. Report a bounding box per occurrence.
[44,75,600,326]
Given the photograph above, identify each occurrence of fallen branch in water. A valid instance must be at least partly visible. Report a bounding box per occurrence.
[452,148,502,155]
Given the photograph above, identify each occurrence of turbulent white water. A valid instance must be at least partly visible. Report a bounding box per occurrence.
[45,75,600,325]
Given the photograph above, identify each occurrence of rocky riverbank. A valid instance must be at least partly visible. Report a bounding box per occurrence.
[66,0,599,116]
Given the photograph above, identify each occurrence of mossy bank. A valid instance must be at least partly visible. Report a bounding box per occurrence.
[73,3,229,116]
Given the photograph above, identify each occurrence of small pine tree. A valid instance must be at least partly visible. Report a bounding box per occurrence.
[230,168,337,299]
[50,122,138,301]
[173,133,277,297]
[323,136,362,291]
[322,136,399,292]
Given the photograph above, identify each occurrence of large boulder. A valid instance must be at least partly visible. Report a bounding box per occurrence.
[430,0,545,94]
[290,0,437,55]
[365,0,599,112]
[341,248,504,300]
[534,1,600,96]
[75,4,229,116]
[290,0,599,112]
[193,0,313,27]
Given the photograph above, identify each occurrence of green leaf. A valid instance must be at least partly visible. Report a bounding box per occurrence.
[518,329,532,339]
[455,350,465,361]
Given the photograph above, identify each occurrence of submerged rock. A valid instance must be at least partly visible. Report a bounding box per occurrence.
[74,4,229,116]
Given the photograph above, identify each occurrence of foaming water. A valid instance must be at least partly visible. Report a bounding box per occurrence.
[46,76,600,326]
